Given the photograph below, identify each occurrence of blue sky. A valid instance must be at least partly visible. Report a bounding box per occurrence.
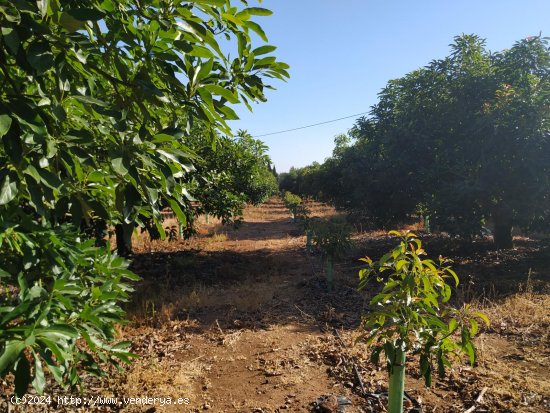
[228,0,550,172]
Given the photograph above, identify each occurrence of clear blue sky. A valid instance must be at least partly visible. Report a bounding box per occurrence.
[228,0,550,173]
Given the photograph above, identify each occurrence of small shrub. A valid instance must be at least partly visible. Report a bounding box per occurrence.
[358,230,489,413]
[312,216,352,291]
[282,191,302,219]
[165,225,179,242]
[313,216,352,258]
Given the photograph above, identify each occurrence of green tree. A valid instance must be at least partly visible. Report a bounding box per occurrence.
[278,166,299,194]
[296,35,550,247]
[0,0,287,395]
[231,130,278,205]
[312,216,352,291]
[371,35,550,248]
[185,128,278,228]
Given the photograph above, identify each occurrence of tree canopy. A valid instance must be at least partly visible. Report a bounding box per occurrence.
[0,0,287,395]
[284,35,550,248]
[185,128,278,230]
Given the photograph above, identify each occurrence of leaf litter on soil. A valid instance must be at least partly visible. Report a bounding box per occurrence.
[2,197,549,412]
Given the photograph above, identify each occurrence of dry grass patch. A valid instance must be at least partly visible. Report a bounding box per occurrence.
[466,292,550,412]
[482,292,550,331]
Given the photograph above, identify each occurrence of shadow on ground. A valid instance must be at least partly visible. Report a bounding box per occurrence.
[127,232,550,335]
[209,217,305,241]
[127,244,368,334]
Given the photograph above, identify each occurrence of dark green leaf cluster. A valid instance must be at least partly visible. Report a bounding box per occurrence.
[0,0,287,395]
[284,35,550,247]
[0,210,138,395]
[282,191,303,219]
[359,231,489,386]
[311,216,352,260]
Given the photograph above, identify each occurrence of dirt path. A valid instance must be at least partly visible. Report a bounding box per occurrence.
[122,199,360,413]
[117,198,549,413]
[3,198,548,412]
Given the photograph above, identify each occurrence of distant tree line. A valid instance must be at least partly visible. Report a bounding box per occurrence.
[280,35,550,249]
[185,128,279,227]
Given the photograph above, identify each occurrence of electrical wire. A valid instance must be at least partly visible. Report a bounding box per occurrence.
[253,111,369,137]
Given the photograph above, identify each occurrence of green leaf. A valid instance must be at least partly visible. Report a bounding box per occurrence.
[221,13,244,27]
[473,311,490,326]
[152,133,177,143]
[0,341,26,376]
[252,45,277,56]
[0,172,17,205]
[37,338,67,367]
[168,199,187,226]
[35,325,79,342]
[1,27,20,55]
[420,354,432,386]
[243,21,268,42]
[437,350,448,378]
[464,342,475,365]
[36,0,48,18]
[157,149,182,165]
[0,5,21,23]
[197,58,214,81]
[66,8,105,21]
[0,114,12,137]
[186,45,215,58]
[469,319,479,336]
[193,0,225,6]
[31,353,46,395]
[254,56,276,67]
[198,87,214,111]
[71,95,108,107]
[1,300,32,325]
[0,267,11,278]
[219,105,239,120]
[448,318,458,332]
[204,84,239,104]
[110,340,132,351]
[182,187,196,202]
[245,7,273,16]
[14,355,31,397]
[87,171,105,182]
[446,268,459,286]
[36,168,62,190]
[441,283,451,302]
[58,12,85,31]
[112,158,129,175]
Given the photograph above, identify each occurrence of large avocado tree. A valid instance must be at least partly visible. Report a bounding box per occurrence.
[366,35,550,248]
[0,0,288,395]
[288,35,550,248]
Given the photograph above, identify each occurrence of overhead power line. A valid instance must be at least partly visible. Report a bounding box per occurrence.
[253,111,369,138]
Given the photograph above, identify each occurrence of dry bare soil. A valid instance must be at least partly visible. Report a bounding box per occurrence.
[3,198,550,413]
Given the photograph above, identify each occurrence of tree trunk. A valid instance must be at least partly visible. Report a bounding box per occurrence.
[493,204,513,249]
[493,223,513,249]
[115,224,133,257]
[306,230,313,253]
